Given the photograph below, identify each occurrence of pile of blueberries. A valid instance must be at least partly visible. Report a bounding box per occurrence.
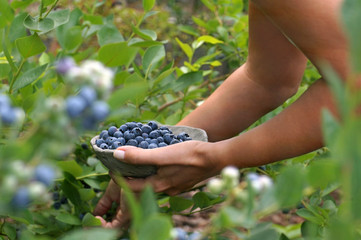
[0,94,23,125]
[95,121,192,150]
[65,86,109,129]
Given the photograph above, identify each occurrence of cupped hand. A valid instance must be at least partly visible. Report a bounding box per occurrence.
[93,179,130,228]
[112,141,220,196]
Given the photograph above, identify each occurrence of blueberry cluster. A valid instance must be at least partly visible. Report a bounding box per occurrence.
[65,86,109,129]
[96,121,192,150]
[11,164,55,208]
[0,94,23,125]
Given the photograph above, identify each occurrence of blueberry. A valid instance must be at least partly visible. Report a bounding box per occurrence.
[78,86,97,106]
[160,130,169,136]
[173,228,188,240]
[148,143,158,149]
[163,133,174,144]
[56,57,76,74]
[177,132,190,141]
[185,137,192,141]
[157,136,164,143]
[159,126,169,131]
[52,192,60,201]
[148,121,158,130]
[34,164,55,186]
[188,232,202,240]
[79,213,85,220]
[99,130,108,139]
[150,139,159,144]
[117,137,126,145]
[0,106,17,124]
[91,101,109,121]
[119,124,128,132]
[142,133,149,138]
[96,139,105,147]
[100,143,109,149]
[136,122,143,128]
[145,138,151,143]
[0,94,10,108]
[53,201,62,210]
[106,137,117,145]
[66,96,87,118]
[124,131,135,141]
[12,187,30,208]
[102,132,109,140]
[126,139,138,146]
[135,136,144,144]
[141,125,152,134]
[108,126,118,136]
[170,139,180,145]
[158,142,168,147]
[132,127,142,137]
[138,141,149,149]
[125,122,137,129]
[60,196,68,204]
[112,141,122,149]
[149,130,160,139]
[113,131,123,138]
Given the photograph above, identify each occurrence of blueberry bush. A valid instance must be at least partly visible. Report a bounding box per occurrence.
[0,0,361,239]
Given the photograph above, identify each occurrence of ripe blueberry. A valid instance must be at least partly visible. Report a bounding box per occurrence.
[34,164,55,186]
[149,130,160,139]
[78,86,97,106]
[135,136,144,144]
[141,125,152,134]
[124,131,135,141]
[108,126,118,136]
[126,139,138,146]
[148,121,158,130]
[112,141,122,149]
[131,127,142,137]
[125,122,137,129]
[66,96,87,118]
[119,124,128,132]
[100,143,108,149]
[138,141,149,149]
[158,142,167,147]
[170,139,180,145]
[12,187,30,208]
[113,131,123,138]
[91,101,109,121]
[148,143,158,149]
[99,130,108,139]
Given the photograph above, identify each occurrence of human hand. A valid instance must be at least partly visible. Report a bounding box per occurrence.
[93,179,130,228]
[111,141,221,196]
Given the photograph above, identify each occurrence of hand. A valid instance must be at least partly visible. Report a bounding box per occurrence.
[112,141,221,196]
[93,179,130,228]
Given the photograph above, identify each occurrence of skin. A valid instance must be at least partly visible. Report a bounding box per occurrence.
[94,0,351,228]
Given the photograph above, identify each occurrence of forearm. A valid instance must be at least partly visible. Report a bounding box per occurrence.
[209,79,337,168]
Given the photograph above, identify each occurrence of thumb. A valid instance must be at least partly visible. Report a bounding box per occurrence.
[113,145,180,166]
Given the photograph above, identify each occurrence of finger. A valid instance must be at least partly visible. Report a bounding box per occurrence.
[93,180,120,216]
[113,141,203,166]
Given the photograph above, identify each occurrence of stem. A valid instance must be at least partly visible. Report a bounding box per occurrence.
[9,59,25,94]
[2,28,17,72]
[40,0,59,20]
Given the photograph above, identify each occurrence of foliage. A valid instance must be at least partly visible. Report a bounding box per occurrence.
[0,0,360,239]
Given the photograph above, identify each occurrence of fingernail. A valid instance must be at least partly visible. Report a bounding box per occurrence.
[114,149,125,160]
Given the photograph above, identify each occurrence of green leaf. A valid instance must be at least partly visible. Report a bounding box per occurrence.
[342,0,361,72]
[0,0,14,28]
[56,213,82,225]
[173,71,203,92]
[307,159,339,189]
[47,9,70,28]
[98,42,138,67]
[196,35,224,44]
[138,215,172,240]
[140,185,158,220]
[97,24,124,46]
[60,228,117,240]
[142,45,165,73]
[12,64,48,91]
[61,179,82,208]
[3,222,16,240]
[56,8,82,50]
[178,25,199,37]
[108,73,148,108]
[42,0,56,7]
[169,196,193,212]
[128,39,163,47]
[322,109,341,147]
[9,12,27,42]
[297,209,324,226]
[79,188,96,201]
[144,10,159,20]
[62,26,82,52]
[16,33,46,58]
[142,0,155,12]
[200,0,216,12]
[274,165,306,208]
[176,38,193,61]
[82,213,102,227]
[23,14,55,32]
[57,160,83,177]
[132,26,157,41]
[192,192,211,210]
